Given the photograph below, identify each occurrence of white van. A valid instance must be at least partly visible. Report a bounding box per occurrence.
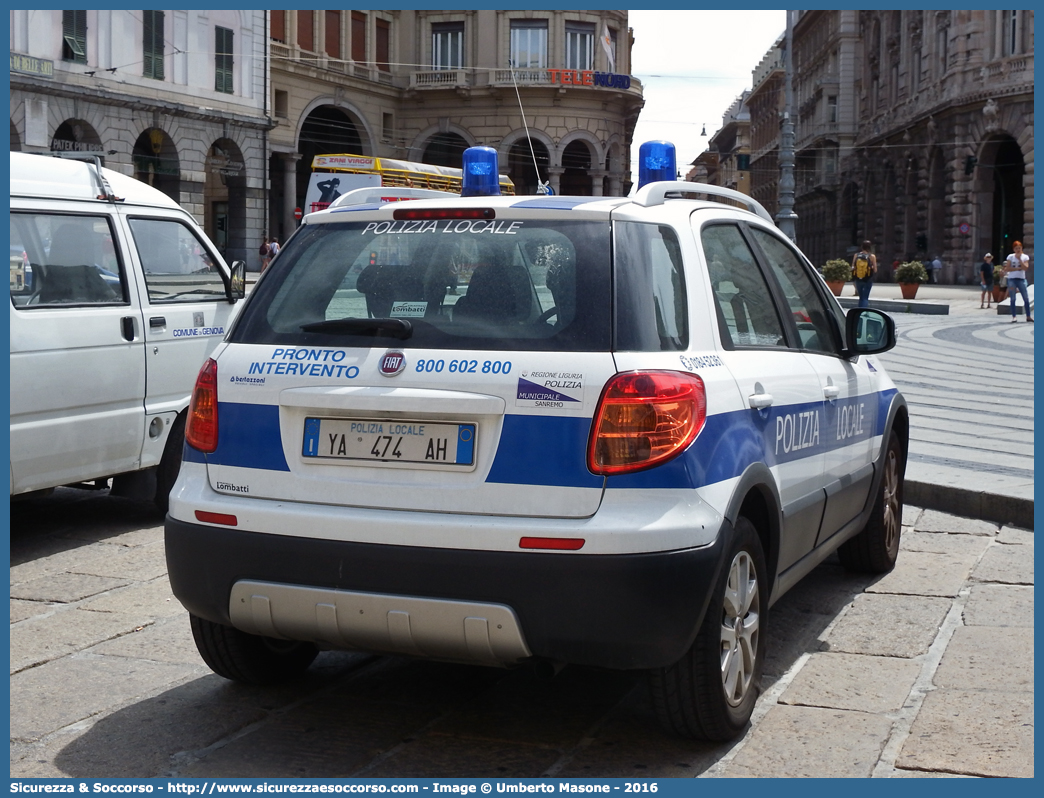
[9,152,246,511]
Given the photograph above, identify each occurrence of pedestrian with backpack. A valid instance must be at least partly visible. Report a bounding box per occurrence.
[851,240,877,308]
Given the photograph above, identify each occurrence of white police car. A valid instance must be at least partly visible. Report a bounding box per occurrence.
[166,142,908,740]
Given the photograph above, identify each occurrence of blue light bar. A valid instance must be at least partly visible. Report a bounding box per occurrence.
[638,140,677,189]
[461,146,501,197]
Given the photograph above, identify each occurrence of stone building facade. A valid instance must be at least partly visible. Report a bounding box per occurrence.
[789,9,1033,282]
[706,92,752,197]
[747,40,784,220]
[266,9,643,243]
[9,9,270,269]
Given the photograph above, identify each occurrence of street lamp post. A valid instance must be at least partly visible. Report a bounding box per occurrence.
[776,9,798,241]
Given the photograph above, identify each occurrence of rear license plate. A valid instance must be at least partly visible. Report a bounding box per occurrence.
[302,417,476,466]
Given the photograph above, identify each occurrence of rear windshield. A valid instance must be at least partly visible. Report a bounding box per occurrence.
[231,219,611,351]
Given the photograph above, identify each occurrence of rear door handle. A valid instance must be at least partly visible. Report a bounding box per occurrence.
[748,392,774,409]
[120,316,136,341]
[150,316,166,329]
[823,385,840,400]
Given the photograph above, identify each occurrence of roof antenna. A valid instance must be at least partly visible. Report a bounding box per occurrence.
[509,60,552,195]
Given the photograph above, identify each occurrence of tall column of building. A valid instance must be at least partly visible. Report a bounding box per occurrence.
[590,170,607,196]
[548,167,563,195]
[281,152,302,239]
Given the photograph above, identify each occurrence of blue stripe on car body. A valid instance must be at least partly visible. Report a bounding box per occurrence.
[188,388,897,491]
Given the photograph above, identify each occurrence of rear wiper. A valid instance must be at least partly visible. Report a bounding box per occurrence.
[300,317,413,339]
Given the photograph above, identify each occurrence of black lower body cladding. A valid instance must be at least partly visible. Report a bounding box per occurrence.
[164,517,727,670]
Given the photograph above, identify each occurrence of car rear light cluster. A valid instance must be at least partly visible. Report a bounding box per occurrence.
[588,371,706,476]
[185,358,219,453]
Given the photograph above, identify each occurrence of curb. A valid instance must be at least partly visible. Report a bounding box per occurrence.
[837,297,949,315]
[905,479,1034,530]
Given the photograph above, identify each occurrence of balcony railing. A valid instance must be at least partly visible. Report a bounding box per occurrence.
[410,70,468,89]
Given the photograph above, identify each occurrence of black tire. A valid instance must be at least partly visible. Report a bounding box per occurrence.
[154,413,185,515]
[648,516,767,741]
[837,429,904,573]
[189,614,319,685]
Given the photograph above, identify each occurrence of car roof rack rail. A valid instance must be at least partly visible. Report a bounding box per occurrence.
[631,180,773,223]
[47,150,122,203]
[327,186,457,210]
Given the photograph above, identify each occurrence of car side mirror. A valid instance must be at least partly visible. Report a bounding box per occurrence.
[844,307,896,356]
[228,260,246,302]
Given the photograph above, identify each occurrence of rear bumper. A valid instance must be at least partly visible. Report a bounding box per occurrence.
[165,516,727,670]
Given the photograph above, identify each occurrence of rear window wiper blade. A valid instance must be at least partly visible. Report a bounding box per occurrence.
[300,317,413,339]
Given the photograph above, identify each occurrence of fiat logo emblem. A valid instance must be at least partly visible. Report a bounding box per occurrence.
[379,350,406,376]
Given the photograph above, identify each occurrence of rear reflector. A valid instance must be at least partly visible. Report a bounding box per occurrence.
[519,537,585,551]
[588,370,707,476]
[195,510,238,526]
[393,207,495,221]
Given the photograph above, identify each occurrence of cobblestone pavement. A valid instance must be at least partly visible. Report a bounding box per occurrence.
[870,284,1034,528]
[9,490,1033,778]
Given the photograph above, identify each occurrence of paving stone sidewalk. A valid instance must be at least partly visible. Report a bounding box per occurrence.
[704,505,1034,778]
[9,496,1034,778]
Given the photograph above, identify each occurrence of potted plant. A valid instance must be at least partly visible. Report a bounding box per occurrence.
[895,260,928,299]
[992,262,1008,303]
[821,259,851,296]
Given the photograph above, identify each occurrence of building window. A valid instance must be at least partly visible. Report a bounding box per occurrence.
[827,95,837,123]
[62,10,87,63]
[274,89,289,118]
[271,11,285,43]
[937,26,948,75]
[326,10,341,59]
[352,12,366,62]
[215,26,234,93]
[510,19,548,70]
[564,21,594,71]
[143,10,164,80]
[382,113,394,141]
[1004,10,1019,55]
[375,18,389,71]
[432,21,464,70]
[298,11,314,52]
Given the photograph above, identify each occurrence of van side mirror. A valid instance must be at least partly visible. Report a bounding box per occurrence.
[228,260,246,302]
[844,307,896,356]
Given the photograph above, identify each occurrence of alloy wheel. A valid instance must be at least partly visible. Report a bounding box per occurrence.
[720,550,760,707]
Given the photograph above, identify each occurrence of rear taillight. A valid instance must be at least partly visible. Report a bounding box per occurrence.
[588,371,706,476]
[185,358,219,453]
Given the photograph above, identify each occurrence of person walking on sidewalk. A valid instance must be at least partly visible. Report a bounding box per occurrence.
[851,240,877,308]
[979,253,994,309]
[259,234,271,272]
[1003,241,1033,322]
[929,255,943,284]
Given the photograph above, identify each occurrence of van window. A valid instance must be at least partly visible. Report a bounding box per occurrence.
[232,219,611,352]
[127,218,228,303]
[9,213,126,307]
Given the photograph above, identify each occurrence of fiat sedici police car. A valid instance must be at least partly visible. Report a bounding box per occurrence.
[166,142,908,740]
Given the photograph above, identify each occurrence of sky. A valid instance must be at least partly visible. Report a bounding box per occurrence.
[627,9,788,191]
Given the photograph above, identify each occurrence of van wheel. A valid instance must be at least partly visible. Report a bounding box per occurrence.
[648,516,767,740]
[190,614,319,685]
[154,414,185,515]
[838,430,903,573]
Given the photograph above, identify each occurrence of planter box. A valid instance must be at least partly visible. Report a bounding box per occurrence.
[826,280,845,296]
[899,282,920,299]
